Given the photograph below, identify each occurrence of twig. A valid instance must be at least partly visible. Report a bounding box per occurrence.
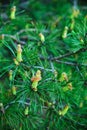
[55,60,77,66]
[16,28,49,36]
[40,46,87,62]
[50,52,73,61]
[55,60,87,67]
[50,46,87,61]
[3,34,26,45]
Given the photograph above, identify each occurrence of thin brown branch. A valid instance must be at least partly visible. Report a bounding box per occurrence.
[50,46,87,61]
[40,55,87,67]
[55,60,87,67]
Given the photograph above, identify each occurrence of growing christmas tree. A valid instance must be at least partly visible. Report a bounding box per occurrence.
[0,0,87,130]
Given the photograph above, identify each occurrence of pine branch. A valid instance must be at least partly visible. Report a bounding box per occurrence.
[51,45,87,61]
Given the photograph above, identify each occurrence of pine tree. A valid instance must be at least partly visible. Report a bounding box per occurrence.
[0,0,87,130]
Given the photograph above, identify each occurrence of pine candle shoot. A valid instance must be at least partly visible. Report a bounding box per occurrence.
[10,6,16,19]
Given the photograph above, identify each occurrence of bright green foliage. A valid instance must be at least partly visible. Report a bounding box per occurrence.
[0,0,87,130]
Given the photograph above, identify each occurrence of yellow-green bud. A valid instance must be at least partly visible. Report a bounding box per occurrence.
[31,81,38,91]
[63,82,73,92]
[62,26,68,39]
[39,33,45,43]
[54,70,58,78]
[12,86,17,95]
[59,105,69,116]
[71,8,80,18]
[24,106,29,116]
[13,58,19,65]
[59,72,68,82]
[9,70,13,81]
[70,19,75,30]
[80,38,84,45]
[16,44,23,62]
[10,6,16,20]
[31,70,42,91]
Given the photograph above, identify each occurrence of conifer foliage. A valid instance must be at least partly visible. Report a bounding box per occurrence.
[0,0,87,130]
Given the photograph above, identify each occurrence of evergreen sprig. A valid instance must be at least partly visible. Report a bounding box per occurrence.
[0,0,87,130]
